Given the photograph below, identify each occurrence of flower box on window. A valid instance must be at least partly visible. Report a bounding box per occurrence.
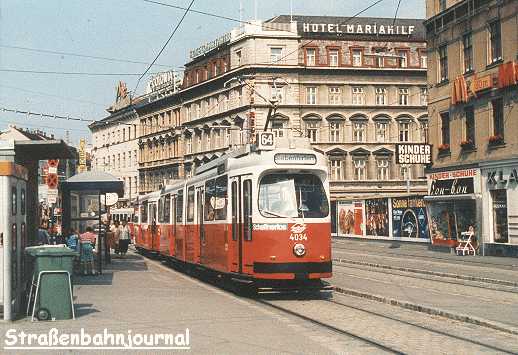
[488,134,504,145]
[460,139,475,150]
[438,143,450,152]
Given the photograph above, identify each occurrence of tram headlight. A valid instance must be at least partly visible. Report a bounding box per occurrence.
[293,243,306,257]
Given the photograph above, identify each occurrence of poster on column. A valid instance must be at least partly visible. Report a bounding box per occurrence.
[391,196,429,240]
[365,198,389,237]
[337,200,364,237]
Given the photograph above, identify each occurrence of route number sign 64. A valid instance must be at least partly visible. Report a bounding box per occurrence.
[257,132,275,151]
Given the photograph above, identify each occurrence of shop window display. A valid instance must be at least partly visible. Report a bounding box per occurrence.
[491,189,508,243]
[427,200,477,246]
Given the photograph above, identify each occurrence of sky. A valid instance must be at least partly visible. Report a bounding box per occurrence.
[0,0,425,145]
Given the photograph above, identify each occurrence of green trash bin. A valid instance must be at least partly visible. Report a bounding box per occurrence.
[25,246,79,321]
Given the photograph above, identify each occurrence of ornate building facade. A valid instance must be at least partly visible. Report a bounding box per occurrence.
[137,15,429,206]
[89,83,140,204]
[425,0,518,255]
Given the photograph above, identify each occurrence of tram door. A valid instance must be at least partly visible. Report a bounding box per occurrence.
[196,187,206,264]
[150,203,158,250]
[230,176,252,274]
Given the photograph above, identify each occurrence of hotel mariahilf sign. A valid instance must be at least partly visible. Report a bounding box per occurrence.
[302,22,415,36]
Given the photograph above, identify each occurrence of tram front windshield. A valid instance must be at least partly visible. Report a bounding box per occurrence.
[259,174,329,218]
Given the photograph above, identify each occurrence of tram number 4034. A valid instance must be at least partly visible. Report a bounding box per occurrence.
[257,132,275,150]
[289,234,307,241]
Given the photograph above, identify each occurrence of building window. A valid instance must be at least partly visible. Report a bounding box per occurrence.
[306,121,319,142]
[399,88,409,105]
[352,49,362,67]
[420,52,427,68]
[186,137,192,154]
[465,106,475,145]
[396,50,408,68]
[376,122,388,142]
[491,189,508,243]
[329,121,341,142]
[271,85,283,103]
[235,50,242,66]
[271,121,284,138]
[270,47,283,63]
[374,48,386,67]
[420,121,429,143]
[420,87,428,106]
[353,122,365,142]
[441,112,450,147]
[306,87,317,105]
[438,45,448,82]
[353,158,366,180]
[305,48,316,66]
[375,87,387,105]
[377,159,390,180]
[352,86,365,105]
[329,159,343,180]
[329,86,341,105]
[439,0,446,11]
[463,33,473,73]
[492,97,504,138]
[399,121,410,142]
[400,166,411,180]
[489,20,502,64]
[328,49,339,66]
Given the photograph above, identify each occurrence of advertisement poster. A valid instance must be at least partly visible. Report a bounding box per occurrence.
[365,198,389,237]
[337,200,364,236]
[391,197,429,239]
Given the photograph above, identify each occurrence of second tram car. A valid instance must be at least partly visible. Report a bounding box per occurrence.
[134,136,332,291]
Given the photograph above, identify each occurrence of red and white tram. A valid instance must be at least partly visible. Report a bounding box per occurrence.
[135,136,332,291]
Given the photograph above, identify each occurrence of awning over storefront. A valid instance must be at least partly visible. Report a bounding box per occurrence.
[424,194,480,201]
[14,139,75,160]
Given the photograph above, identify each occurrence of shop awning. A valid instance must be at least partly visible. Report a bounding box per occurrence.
[424,194,481,201]
[14,139,75,160]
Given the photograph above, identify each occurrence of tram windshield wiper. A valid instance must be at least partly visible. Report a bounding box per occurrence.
[259,208,291,219]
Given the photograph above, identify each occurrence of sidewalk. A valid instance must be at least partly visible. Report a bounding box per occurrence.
[0,251,351,354]
[332,237,518,284]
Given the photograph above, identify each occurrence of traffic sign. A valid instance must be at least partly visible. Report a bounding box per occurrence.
[48,159,59,168]
[47,189,58,204]
[47,173,58,189]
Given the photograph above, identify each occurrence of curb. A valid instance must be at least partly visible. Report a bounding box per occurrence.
[333,286,518,336]
[333,258,518,288]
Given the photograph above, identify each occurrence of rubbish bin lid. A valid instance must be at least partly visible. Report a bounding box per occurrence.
[25,245,78,257]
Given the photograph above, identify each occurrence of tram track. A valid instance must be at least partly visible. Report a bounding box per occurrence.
[332,260,518,294]
[325,295,517,354]
[255,298,404,354]
[141,251,517,353]
[332,242,518,270]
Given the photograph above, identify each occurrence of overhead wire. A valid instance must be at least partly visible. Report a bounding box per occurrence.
[0,44,182,69]
[134,0,196,93]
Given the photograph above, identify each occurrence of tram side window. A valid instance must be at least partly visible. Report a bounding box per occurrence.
[243,179,252,241]
[204,179,216,221]
[141,202,148,223]
[215,175,228,220]
[187,186,195,222]
[176,190,184,223]
[164,194,171,223]
[158,197,165,223]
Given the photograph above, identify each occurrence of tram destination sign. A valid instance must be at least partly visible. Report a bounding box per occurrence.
[396,144,432,165]
[274,153,317,165]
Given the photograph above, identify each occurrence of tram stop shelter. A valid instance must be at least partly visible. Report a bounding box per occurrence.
[0,138,75,321]
[60,171,123,275]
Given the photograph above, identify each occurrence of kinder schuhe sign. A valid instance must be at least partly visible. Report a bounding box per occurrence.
[396,144,431,164]
[428,169,478,196]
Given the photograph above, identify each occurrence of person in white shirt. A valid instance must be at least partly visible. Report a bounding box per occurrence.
[118,219,131,257]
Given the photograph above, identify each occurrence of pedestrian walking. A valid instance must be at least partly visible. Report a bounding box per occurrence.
[112,220,121,255]
[79,227,96,276]
[37,225,49,245]
[118,219,131,257]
